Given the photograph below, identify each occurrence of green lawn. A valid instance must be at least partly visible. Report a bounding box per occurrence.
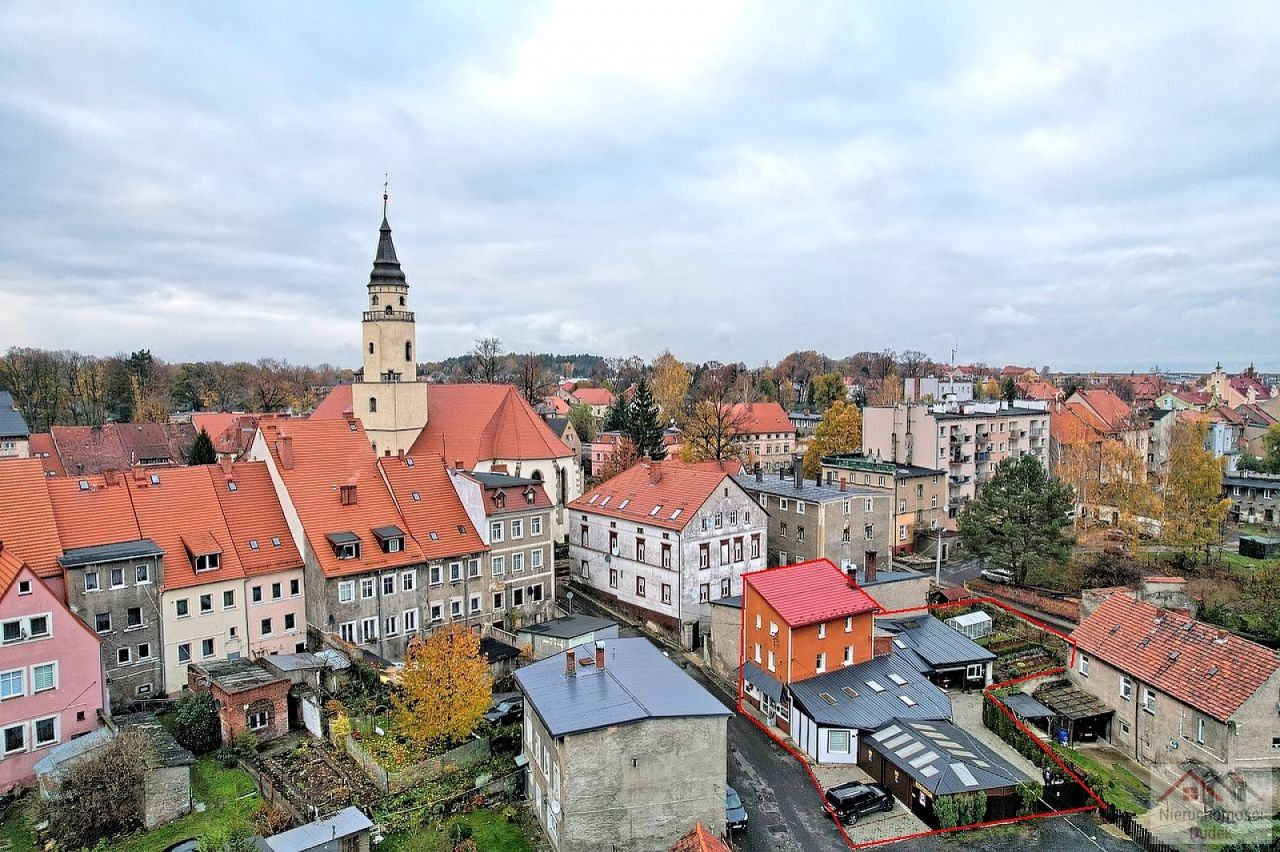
[0,792,39,852]
[381,807,533,852]
[1055,746,1150,814]
[118,758,261,852]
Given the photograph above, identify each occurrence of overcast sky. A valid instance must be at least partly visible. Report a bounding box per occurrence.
[2,2,1278,372]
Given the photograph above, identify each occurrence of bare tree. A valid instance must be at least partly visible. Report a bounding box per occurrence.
[518,352,556,405]
[44,730,148,849]
[467,337,505,384]
[898,350,929,378]
[868,349,898,381]
[679,374,751,463]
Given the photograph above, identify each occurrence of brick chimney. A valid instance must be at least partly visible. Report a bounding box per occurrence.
[219,456,233,477]
[838,477,847,492]
[595,640,606,670]
[649,460,663,485]
[277,435,294,470]
[455,460,464,471]
[872,633,893,658]
[104,470,118,486]
[564,648,576,677]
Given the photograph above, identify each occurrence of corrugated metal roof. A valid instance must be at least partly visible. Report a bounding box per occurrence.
[879,615,995,669]
[262,806,373,852]
[515,638,730,738]
[866,718,1031,796]
[741,661,783,703]
[788,652,951,730]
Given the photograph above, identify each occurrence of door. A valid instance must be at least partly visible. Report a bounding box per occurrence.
[865,551,878,573]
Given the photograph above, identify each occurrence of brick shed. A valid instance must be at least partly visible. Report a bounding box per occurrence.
[188,658,290,745]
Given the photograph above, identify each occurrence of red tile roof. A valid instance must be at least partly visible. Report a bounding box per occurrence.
[47,474,143,551]
[1169,388,1211,407]
[570,387,615,407]
[310,384,355,419]
[1229,376,1272,401]
[1071,389,1134,433]
[52,423,196,475]
[1018,380,1062,402]
[210,462,303,577]
[192,413,261,456]
[745,558,879,627]
[411,384,573,466]
[468,473,554,517]
[0,458,65,579]
[27,433,65,477]
[123,466,245,591]
[570,460,732,532]
[1050,404,1103,446]
[728,401,793,436]
[669,824,732,852]
[1071,593,1280,722]
[377,455,487,561]
[0,546,29,600]
[260,418,425,578]
[686,459,746,475]
[542,396,570,415]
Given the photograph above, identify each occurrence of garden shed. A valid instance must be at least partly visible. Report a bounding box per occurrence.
[944,611,993,640]
[1240,535,1280,560]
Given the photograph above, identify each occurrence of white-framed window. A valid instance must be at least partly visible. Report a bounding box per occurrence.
[511,519,524,539]
[360,578,375,599]
[429,564,442,585]
[767,650,775,672]
[2,723,25,754]
[815,652,826,673]
[1196,717,1205,744]
[84,572,99,592]
[492,555,505,576]
[450,598,463,618]
[384,615,398,636]
[31,662,56,692]
[110,567,125,588]
[828,729,850,753]
[430,603,443,623]
[33,715,59,748]
[201,638,215,658]
[818,623,826,639]
[754,643,762,663]
[490,521,504,542]
[779,498,789,511]
[402,571,416,592]
[360,618,377,643]
[865,498,874,512]
[1120,676,1132,700]
[470,594,482,614]
[531,516,543,536]
[450,562,462,582]
[177,643,191,663]
[338,581,354,603]
[117,647,131,666]
[339,622,356,643]
[382,575,395,595]
[796,501,805,515]
[1142,687,1156,715]
[1079,654,1090,677]
[699,583,709,603]
[661,584,671,604]
[513,552,525,573]
[1,614,50,644]
[531,548,543,569]
[136,564,150,584]
[403,608,418,632]
[0,669,24,700]
[248,709,269,731]
[843,646,853,666]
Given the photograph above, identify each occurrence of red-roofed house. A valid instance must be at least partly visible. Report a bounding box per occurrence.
[25,434,63,477]
[727,402,795,473]
[126,466,250,694]
[1205,364,1274,408]
[0,458,67,599]
[211,461,307,657]
[1017,380,1063,403]
[568,459,767,648]
[566,386,615,417]
[192,413,261,462]
[0,545,106,790]
[742,559,879,688]
[51,422,196,476]
[1070,591,1280,778]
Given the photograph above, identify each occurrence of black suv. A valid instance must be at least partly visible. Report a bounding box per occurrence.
[823,782,894,825]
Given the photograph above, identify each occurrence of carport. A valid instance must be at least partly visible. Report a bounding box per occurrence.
[1000,693,1055,735]
[1034,681,1113,745]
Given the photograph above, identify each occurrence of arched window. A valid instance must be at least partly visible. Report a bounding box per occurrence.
[405,341,412,361]
[369,397,377,413]
[372,294,379,305]
[531,470,544,482]
[368,342,374,354]
[399,296,405,306]
[384,305,392,315]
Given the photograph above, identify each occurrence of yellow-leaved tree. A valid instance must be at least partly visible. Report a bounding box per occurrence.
[802,400,862,477]
[1160,420,1230,562]
[393,625,492,750]
[650,351,692,423]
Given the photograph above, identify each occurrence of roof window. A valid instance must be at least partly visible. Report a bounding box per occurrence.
[819,692,837,705]
[866,680,886,693]
[227,481,238,492]
[899,695,917,707]
[457,525,467,535]
[888,673,908,686]
[670,509,682,520]
[271,537,281,547]
[588,494,599,504]
[150,474,161,485]
[618,499,630,510]
[248,539,259,550]
[841,686,859,699]
[429,532,439,541]
[78,479,89,491]
[599,496,611,506]
[405,457,415,467]
[412,491,421,501]
[649,505,662,516]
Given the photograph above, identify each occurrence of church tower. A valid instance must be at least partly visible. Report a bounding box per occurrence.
[354,190,429,456]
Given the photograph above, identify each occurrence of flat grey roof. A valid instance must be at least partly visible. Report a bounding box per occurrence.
[1225,474,1280,489]
[880,615,995,670]
[518,614,616,639]
[371,525,405,540]
[1001,693,1054,719]
[851,566,924,587]
[59,538,164,568]
[263,653,324,673]
[734,474,880,502]
[261,806,373,852]
[867,718,1032,795]
[515,637,730,738]
[325,531,360,545]
[473,472,540,489]
[711,594,743,609]
[789,651,952,731]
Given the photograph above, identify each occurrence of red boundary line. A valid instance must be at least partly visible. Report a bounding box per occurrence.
[735,584,1105,849]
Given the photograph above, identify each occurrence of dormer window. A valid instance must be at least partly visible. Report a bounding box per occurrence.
[525,487,536,504]
[494,491,506,508]
[373,525,406,554]
[194,553,221,572]
[327,532,361,560]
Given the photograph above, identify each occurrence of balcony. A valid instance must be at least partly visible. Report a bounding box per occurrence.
[975,451,991,462]
[363,309,415,322]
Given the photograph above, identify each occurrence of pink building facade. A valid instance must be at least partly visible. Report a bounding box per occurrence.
[0,547,106,790]
[245,567,307,656]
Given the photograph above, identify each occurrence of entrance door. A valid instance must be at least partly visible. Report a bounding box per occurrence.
[865,551,878,573]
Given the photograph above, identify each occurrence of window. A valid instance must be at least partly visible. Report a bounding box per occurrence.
[32,663,55,692]
[796,501,805,515]
[1196,717,1205,745]
[767,650,775,672]
[361,578,375,599]
[865,525,874,541]
[492,555,505,576]
[338,581,354,603]
[796,526,805,542]
[1142,687,1156,715]
[816,653,826,673]
[512,588,525,606]
[751,535,760,559]
[843,646,853,666]
[381,575,394,595]
[699,583,710,603]
[95,612,111,633]
[177,643,191,663]
[531,548,543,569]
[449,562,462,582]
[1079,654,1089,676]
[490,521,504,542]
[1120,676,1132,700]
[368,396,377,413]
[865,498,874,512]
[429,564,442,585]
[779,498,789,511]
[201,638,215,658]
[384,615,398,636]
[450,599,463,617]
[661,583,671,604]
[780,522,788,539]
[661,543,672,569]
[720,540,730,563]
[720,578,730,597]
[16,580,30,595]
[126,607,142,629]
[223,590,235,609]
[136,642,151,660]
[284,613,296,631]
[403,609,418,632]
[199,594,212,614]
[636,538,646,561]
[3,724,24,754]
[699,544,710,569]
[361,618,378,643]
[0,670,23,699]
[469,594,482,614]
[84,572,99,592]
[512,553,525,573]
[635,577,646,597]
[402,571,416,592]
[117,647,131,665]
[609,569,618,589]
[194,553,220,572]
[511,519,524,539]
[110,567,125,588]
[429,603,443,623]
[754,643,762,663]
[261,618,273,636]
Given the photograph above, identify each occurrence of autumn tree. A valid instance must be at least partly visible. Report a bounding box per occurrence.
[393,625,492,749]
[975,378,1001,401]
[958,455,1075,584]
[802,400,862,477]
[44,730,148,849]
[650,351,691,421]
[679,376,750,463]
[567,402,597,442]
[626,378,665,460]
[1238,424,1280,474]
[1161,420,1230,562]
[869,372,902,406]
[598,438,641,480]
[467,337,506,384]
[810,371,846,411]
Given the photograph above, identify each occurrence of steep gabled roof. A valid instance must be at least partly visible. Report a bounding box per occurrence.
[1050,403,1104,446]
[669,824,732,852]
[210,462,303,577]
[126,466,246,591]
[412,384,574,466]
[377,455,486,562]
[48,474,143,551]
[745,558,879,627]
[51,423,196,475]
[0,458,64,578]
[259,419,424,578]
[1070,389,1135,433]
[570,460,731,532]
[1071,593,1280,722]
[0,391,30,439]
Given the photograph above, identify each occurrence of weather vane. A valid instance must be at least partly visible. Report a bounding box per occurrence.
[382,173,389,218]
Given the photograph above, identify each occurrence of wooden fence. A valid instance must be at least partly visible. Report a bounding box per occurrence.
[1100,804,1183,852]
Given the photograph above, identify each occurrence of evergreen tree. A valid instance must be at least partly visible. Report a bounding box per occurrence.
[958,455,1074,584]
[1001,376,1018,404]
[626,378,666,460]
[187,427,217,465]
[602,394,630,433]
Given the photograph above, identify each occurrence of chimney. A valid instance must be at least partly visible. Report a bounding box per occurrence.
[649,460,663,485]
[104,470,118,486]
[754,463,763,483]
[595,640,606,670]
[340,484,357,506]
[872,633,893,658]
[219,456,233,477]
[839,477,846,492]
[455,460,464,471]
[793,459,803,490]
[277,436,294,470]
[492,463,508,474]
[565,648,576,677]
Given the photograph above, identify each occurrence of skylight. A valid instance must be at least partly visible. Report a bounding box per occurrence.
[866,680,886,693]
[899,695,918,707]
[618,499,630,509]
[893,639,906,649]
[412,491,421,501]
[150,474,161,485]
[600,496,611,506]
[841,686,859,699]
[78,480,89,491]
[820,692,837,705]
[271,537,281,547]
[429,532,439,541]
[649,505,662,516]
[588,494,599,504]
[908,751,939,769]
[457,525,467,535]
[228,481,238,492]
[888,673,908,686]
[405,457,414,467]
[952,763,980,787]
[670,509,682,520]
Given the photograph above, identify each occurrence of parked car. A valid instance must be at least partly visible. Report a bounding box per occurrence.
[483,696,523,725]
[822,782,894,825]
[725,785,748,833]
[980,567,1016,585]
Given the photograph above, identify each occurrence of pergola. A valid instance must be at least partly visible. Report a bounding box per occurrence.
[1034,680,1114,745]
